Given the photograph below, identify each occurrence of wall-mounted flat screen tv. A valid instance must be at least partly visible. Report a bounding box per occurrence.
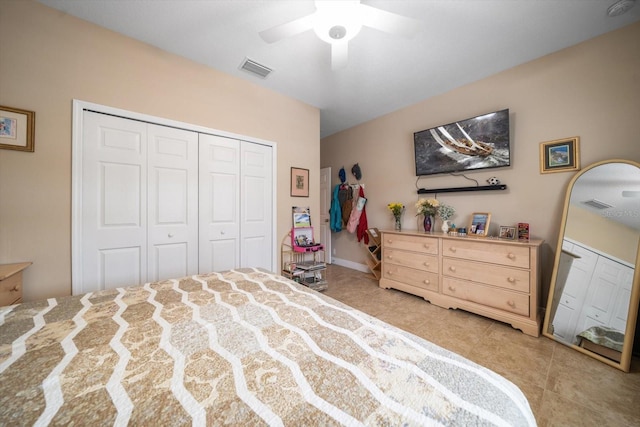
[414,109,510,176]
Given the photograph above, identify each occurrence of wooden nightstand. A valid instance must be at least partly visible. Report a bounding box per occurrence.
[0,262,32,306]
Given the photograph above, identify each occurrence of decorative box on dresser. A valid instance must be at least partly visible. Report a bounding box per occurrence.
[0,262,32,306]
[380,231,543,337]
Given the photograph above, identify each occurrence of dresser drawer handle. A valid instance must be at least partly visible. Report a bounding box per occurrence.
[423,279,430,285]
[449,247,457,253]
[507,253,516,260]
[423,244,430,249]
[10,285,20,292]
[423,262,429,267]
[387,255,393,260]
[448,286,456,292]
[449,266,456,272]
[507,300,515,307]
[507,277,516,283]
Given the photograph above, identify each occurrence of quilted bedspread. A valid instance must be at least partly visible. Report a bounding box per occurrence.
[0,269,536,426]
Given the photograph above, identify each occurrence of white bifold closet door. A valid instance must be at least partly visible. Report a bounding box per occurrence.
[198,134,273,273]
[81,111,198,292]
[79,110,272,294]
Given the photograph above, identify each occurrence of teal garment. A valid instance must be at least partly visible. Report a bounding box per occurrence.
[330,184,342,232]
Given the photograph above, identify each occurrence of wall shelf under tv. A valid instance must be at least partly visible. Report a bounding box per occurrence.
[417,184,507,194]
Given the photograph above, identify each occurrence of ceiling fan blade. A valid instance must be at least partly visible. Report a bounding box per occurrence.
[359,4,420,38]
[331,41,348,70]
[259,14,315,43]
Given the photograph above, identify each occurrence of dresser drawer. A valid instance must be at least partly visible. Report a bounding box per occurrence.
[383,233,438,255]
[383,265,438,292]
[442,239,530,268]
[0,273,23,306]
[442,258,530,293]
[383,248,438,273]
[443,277,529,316]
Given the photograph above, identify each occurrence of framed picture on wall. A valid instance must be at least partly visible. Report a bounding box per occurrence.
[0,105,35,152]
[540,137,580,174]
[291,167,309,197]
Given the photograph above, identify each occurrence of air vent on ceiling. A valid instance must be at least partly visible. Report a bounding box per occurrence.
[582,199,614,209]
[239,58,272,79]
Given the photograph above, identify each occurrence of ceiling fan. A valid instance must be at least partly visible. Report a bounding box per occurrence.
[259,0,420,70]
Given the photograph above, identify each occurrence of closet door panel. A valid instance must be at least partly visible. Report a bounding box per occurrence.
[241,142,273,271]
[82,111,147,292]
[576,257,635,334]
[199,134,240,273]
[204,240,237,273]
[147,124,199,282]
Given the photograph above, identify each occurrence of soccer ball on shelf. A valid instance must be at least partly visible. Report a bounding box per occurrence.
[486,177,500,185]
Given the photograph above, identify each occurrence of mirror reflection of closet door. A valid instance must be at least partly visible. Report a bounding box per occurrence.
[543,159,640,372]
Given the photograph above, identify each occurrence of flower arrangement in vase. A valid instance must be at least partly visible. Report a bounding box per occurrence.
[387,203,404,231]
[415,198,455,233]
[415,198,439,232]
[437,204,455,233]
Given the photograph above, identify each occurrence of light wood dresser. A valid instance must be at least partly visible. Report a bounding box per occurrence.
[0,262,32,306]
[380,231,543,337]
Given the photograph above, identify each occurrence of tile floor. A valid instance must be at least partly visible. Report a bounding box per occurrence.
[322,264,640,427]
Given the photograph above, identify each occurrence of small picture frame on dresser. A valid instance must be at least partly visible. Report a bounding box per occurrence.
[469,212,491,237]
[499,226,516,240]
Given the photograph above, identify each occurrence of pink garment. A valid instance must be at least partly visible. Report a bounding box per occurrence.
[346,186,367,239]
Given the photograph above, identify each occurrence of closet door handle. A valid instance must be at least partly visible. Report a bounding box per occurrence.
[168,233,174,238]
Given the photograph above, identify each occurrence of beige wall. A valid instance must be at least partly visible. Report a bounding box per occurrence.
[0,1,320,301]
[566,205,639,265]
[321,22,640,294]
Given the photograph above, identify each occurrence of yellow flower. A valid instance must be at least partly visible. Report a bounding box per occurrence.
[387,203,404,217]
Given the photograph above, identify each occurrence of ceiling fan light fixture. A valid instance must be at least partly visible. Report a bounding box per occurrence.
[329,25,347,40]
[313,1,362,44]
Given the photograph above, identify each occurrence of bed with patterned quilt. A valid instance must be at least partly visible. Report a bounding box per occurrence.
[0,268,535,426]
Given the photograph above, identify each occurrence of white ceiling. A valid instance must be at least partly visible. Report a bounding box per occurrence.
[37,0,640,138]
[570,162,640,231]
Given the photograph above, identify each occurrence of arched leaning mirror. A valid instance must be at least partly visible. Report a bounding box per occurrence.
[543,159,640,372]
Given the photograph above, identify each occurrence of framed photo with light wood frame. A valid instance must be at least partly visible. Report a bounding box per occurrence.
[0,105,35,152]
[469,212,491,237]
[540,136,580,174]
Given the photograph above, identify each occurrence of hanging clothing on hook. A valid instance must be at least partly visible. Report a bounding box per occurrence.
[329,184,342,232]
[339,184,353,226]
[356,186,369,245]
[346,185,367,244]
[355,186,369,244]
